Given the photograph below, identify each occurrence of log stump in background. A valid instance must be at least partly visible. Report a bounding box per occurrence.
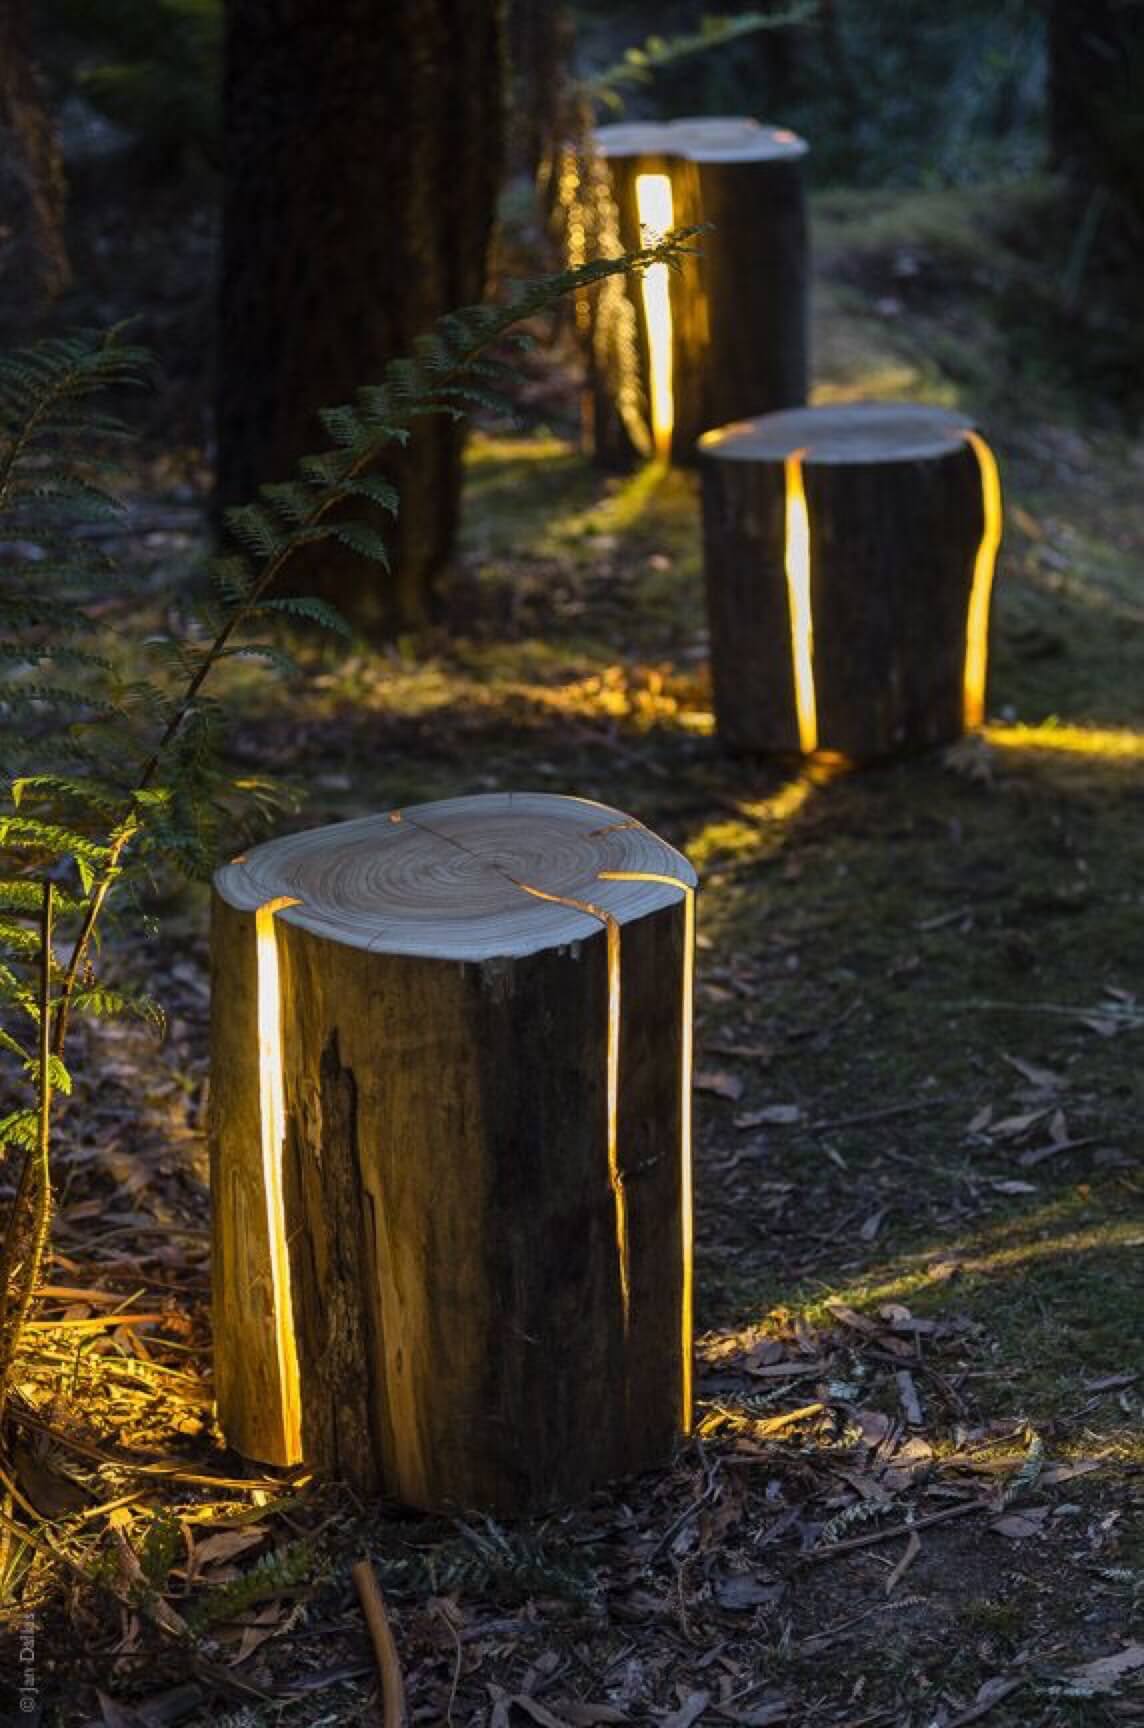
[587,116,809,467]
[698,403,1003,758]
[210,793,698,1514]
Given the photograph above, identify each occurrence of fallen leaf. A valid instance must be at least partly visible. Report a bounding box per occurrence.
[98,1695,146,1728]
[744,1338,785,1369]
[897,1370,924,1427]
[859,1209,886,1241]
[1082,1372,1137,1392]
[703,1040,773,1062]
[509,1696,577,1728]
[1001,1054,1064,1090]
[695,1069,744,1102]
[989,1506,1050,1539]
[967,1103,993,1134]
[1040,1460,1101,1486]
[946,1674,1023,1724]
[560,1707,631,1726]
[1062,1642,1144,1696]
[662,1693,710,1728]
[189,1526,266,1577]
[713,1572,785,1612]
[988,1109,1050,1140]
[824,1301,879,1336]
[735,1104,802,1128]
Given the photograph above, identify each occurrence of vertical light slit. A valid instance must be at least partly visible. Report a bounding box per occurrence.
[962,429,1003,730]
[254,895,303,1464]
[599,871,696,1432]
[784,449,818,754]
[517,883,629,1328]
[634,173,675,461]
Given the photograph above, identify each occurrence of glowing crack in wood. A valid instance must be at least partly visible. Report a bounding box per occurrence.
[962,429,1003,730]
[635,173,676,460]
[516,882,630,1329]
[254,894,303,1464]
[783,449,818,754]
[599,869,695,1434]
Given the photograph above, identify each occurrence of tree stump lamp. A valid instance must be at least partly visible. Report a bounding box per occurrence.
[210,793,698,1514]
[581,116,809,467]
[698,403,1003,758]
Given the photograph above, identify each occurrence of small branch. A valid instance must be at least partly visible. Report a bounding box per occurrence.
[803,1498,985,1562]
[806,1094,958,1134]
[352,1557,407,1728]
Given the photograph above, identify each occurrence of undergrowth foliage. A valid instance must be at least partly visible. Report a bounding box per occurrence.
[0,232,698,1415]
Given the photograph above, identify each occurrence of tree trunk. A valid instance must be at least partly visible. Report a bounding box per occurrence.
[0,0,69,314]
[217,0,505,637]
[585,118,808,468]
[699,404,1002,759]
[210,793,697,1514]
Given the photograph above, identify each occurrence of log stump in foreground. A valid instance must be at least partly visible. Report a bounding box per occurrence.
[587,116,808,466]
[698,403,1003,758]
[210,793,698,1513]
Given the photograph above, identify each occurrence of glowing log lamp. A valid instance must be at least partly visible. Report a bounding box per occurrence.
[588,116,809,467]
[210,793,697,1513]
[698,403,1003,758]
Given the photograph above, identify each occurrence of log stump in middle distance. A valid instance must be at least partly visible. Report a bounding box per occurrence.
[698,402,1003,759]
[586,116,809,466]
[209,793,698,1515]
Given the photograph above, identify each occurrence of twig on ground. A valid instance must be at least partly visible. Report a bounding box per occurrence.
[806,1095,959,1134]
[352,1556,408,1728]
[804,1498,985,1561]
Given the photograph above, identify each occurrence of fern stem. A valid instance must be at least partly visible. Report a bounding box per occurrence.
[52,237,697,1057]
[0,882,54,1418]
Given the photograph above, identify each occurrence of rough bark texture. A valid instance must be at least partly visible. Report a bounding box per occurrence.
[696,152,808,436]
[587,121,808,468]
[700,405,992,759]
[210,795,696,1514]
[0,0,70,313]
[217,0,505,636]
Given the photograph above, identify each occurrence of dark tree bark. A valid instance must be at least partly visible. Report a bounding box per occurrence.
[507,0,572,184]
[0,0,70,314]
[217,0,505,637]
[1048,0,1141,174]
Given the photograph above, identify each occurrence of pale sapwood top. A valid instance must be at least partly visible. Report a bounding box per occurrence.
[593,116,807,164]
[698,402,977,466]
[214,793,697,963]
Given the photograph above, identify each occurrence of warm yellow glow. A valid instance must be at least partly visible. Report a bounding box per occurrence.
[962,430,1003,729]
[255,896,303,1465]
[518,884,629,1327]
[634,173,675,459]
[784,451,818,754]
[984,723,1144,760]
[600,870,695,1433]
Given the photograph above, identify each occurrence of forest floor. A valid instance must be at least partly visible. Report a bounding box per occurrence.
[3,177,1143,1727]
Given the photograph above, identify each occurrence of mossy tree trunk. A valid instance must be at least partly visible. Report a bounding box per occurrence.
[217,0,505,638]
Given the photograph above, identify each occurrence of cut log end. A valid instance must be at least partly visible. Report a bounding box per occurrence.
[215,791,696,960]
[594,116,808,164]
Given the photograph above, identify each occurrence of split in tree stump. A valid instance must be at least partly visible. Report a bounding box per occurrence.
[582,116,809,467]
[210,793,698,1514]
[698,402,1003,758]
